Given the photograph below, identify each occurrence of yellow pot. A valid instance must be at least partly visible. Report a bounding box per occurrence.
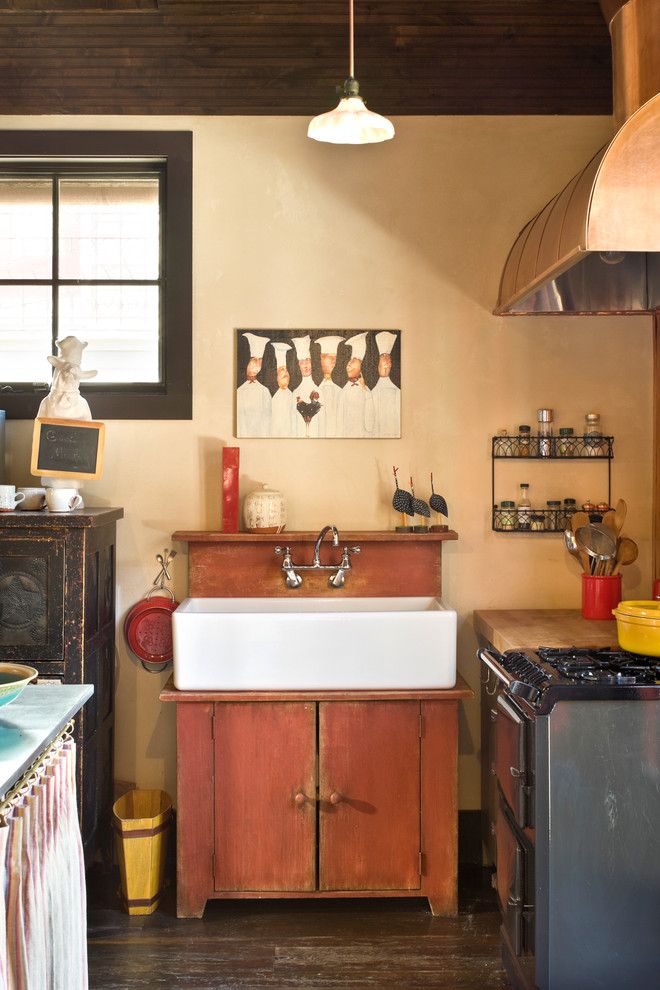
[612,600,660,656]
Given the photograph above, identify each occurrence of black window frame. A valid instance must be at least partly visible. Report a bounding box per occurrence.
[0,130,192,420]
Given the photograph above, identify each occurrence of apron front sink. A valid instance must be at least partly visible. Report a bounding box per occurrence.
[172,597,457,691]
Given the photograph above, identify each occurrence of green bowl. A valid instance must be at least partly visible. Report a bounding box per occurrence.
[0,663,38,707]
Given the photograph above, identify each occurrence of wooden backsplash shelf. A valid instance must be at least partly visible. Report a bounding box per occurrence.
[172,530,458,598]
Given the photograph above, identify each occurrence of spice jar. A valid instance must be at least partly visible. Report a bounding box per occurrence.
[499,501,516,531]
[530,514,545,531]
[517,483,531,531]
[517,425,531,457]
[537,408,553,457]
[546,500,561,531]
[585,412,604,456]
[561,498,577,529]
[582,498,596,514]
[557,427,574,457]
[494,429,509,456]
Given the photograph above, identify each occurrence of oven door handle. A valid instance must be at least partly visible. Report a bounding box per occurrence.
[478,648,515,689]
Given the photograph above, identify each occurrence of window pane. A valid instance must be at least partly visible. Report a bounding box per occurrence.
[59,177,160,280]
[58,284,159,383]
[0,285,52,382]
[0,179,52,279]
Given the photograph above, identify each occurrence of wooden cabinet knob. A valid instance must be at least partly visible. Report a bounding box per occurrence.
[294,792,306,807]
[329,792,342,805]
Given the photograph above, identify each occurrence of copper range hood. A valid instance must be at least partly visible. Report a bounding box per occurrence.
[495,0,660,315]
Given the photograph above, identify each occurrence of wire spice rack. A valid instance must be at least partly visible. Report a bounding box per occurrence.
[491,434,614,534]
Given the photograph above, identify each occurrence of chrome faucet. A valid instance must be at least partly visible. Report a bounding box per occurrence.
[312,524,339,565]
[275,525,360,589]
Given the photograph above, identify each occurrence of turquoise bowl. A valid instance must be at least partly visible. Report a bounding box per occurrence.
[0,664,38,708]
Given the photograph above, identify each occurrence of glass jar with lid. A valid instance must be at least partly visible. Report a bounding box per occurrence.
[499,501,516,531]
[557,427,574,456]
[561,498,577,529]
[517,483,532,530]
[530,514,545,531]
[584,412,604,456]
[494,429,510,456]
[517,425,531,457]
[546,500,561,530]
[537,408,553,457]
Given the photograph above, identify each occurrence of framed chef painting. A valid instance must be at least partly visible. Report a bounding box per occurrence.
[235,329,401,438]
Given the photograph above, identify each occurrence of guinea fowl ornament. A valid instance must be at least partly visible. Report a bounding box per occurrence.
[429,473,449,531]
[296,392,322,438]
[392,466,414,532]
[411,477,430,533]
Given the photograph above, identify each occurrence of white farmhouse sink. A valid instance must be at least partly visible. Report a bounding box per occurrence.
[172,597,456,691]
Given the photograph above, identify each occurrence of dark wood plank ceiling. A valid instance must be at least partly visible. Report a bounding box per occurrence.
[0,1,613,116]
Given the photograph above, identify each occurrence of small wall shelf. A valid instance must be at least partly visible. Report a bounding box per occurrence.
[491,435,614,534]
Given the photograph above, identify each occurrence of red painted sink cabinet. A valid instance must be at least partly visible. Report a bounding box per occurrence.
[162,531,471,918]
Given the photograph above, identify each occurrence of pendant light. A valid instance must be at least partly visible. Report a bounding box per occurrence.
[307,0,394,145]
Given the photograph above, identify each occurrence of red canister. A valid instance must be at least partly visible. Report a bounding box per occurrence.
[581,574,622,620]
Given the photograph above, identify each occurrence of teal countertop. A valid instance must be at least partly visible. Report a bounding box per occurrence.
[0,684,93,798]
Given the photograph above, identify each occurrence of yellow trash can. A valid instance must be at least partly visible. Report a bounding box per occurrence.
[113,789,172,916]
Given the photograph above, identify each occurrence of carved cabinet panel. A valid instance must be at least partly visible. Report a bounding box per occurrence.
[0,537,64,657]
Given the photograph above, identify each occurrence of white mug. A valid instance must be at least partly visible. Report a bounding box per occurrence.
[16,486,46,511]
[45,488,83,513]
[0,485,25,512]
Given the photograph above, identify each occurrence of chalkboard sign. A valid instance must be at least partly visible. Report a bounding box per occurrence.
[31,418,105,480]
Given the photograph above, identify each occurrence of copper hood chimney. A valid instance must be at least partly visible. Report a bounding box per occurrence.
[495,0,660,315]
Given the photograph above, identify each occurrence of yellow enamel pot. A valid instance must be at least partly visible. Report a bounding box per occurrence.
[612,600,660,656]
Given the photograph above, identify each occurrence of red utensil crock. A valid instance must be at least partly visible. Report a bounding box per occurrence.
[581,574,622,620]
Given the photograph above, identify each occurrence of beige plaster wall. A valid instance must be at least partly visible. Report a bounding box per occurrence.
[2,114,653,810]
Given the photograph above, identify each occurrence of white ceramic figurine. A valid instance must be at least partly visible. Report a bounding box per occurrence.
[37,336,97,421]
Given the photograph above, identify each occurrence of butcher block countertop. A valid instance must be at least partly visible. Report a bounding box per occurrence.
[473,609,618,653]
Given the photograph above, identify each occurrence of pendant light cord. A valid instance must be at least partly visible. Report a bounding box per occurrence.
[349,0,355,77]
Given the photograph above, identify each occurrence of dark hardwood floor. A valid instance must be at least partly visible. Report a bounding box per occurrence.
[87,867,510,989]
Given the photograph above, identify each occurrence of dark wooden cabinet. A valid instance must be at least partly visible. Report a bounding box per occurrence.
[0,508,123,862]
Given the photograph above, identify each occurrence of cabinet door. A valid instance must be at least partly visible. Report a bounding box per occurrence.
[319,701,421,891]
[214,702,316,892]
[0,534,64,661]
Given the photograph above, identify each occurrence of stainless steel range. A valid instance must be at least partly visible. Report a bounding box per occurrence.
[479,645,660,990]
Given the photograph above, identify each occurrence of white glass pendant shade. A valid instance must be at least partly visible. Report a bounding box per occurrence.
[307,0,394,145]
[307,93,394,144]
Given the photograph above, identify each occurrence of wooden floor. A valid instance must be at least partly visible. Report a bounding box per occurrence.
[87,867,510,989]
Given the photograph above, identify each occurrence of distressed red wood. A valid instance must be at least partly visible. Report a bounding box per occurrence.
[421,700,459,916]
[213,702,316,892]
[319,701,421,892]
[175,701,214,918]
[176,531,457,598]
[221,447,240,533]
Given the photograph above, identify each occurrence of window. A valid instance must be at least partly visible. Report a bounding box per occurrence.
[0,131,192,419]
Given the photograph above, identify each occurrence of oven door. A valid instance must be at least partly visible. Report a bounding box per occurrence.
[494,693,533,828]
[496,796,534,957]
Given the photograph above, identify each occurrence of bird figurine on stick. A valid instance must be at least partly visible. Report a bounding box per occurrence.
[296,392,322,438]
[392,466,414,531]
[410,477,431,532]
[429,473,449,531]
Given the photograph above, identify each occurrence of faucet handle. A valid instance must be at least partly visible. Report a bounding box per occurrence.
[274,545,288,555]
[349,546,361,554]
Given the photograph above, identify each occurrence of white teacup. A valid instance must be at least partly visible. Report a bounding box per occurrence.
[0,485,25,512]
[16,486,46,511]
[45,488,83,513]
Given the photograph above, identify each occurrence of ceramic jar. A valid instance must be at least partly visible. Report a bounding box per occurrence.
[243,484,286,533]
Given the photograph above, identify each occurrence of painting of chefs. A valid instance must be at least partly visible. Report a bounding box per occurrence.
[235,329,401,438]
[371,331,401,437]
[315,335,344,437]
[270,341,297,437]
[236,332,271,437]
[338,332,375,438]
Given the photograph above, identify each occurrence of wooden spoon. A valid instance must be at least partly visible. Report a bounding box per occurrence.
[600,509,616,531]
[612,537,638,575]
[571,510,590,534]
[613,498,627,537]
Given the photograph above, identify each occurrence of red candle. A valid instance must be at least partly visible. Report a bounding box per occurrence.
[222,447,240,533]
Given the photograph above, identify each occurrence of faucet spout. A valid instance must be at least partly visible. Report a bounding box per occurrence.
[313,525,340,566]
